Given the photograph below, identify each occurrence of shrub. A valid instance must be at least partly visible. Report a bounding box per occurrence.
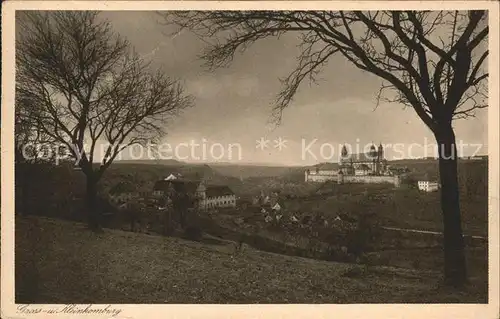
[411,259,421,269]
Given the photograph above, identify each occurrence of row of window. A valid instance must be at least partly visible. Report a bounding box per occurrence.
[205,199,236,208]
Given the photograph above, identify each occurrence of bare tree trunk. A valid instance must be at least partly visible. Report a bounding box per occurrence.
[85,175,101,231]
[163,209,173,235]
[435,125,467,287]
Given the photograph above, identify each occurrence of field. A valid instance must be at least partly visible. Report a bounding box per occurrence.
[14,158,489,303]
[15,216,487,303]
[228,159,488,237]
[280,184,487,236]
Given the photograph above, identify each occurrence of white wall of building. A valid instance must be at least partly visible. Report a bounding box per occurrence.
[317,170,337,176]
[418,181,439,192]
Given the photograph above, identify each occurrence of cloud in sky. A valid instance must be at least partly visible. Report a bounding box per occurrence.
[96,11,488,165]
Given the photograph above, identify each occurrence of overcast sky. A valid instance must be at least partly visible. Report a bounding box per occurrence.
[99,11,487,166]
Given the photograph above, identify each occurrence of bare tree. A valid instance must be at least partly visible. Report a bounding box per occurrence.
[17,11,193,230]
[161,10,488,286]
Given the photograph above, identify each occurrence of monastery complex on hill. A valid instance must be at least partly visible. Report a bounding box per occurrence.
[305,143,401,187]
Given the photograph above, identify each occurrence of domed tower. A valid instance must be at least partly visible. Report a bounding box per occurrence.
[377,143,384,174]
[196,182,206,200]
[369,144,377,158]
[369,144,377,172]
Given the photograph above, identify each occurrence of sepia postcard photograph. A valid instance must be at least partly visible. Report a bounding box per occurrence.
[1,1,499,318]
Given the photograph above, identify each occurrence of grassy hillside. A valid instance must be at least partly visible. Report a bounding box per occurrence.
[16,216,487,303]
[389,158,487,183]
[282,185,487,236]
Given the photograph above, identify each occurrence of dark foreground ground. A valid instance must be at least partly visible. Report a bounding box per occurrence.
[15,216,488,303]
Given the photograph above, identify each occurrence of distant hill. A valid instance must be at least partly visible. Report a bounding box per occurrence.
[113,159,308,179]
[17,216,484,303]
[102,162,243,194]
[210,164,306,179]
[114,159,184,166]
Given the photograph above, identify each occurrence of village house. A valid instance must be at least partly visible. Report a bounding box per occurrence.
[109,181,139,205]
[238,198,253,210]
[339,143,388,175]
[467,155,488,161]
[354,163,372,176]
[260,201,282,214]
[305,143,390,182]
[164,173,182,181]
[417,180,439,192]
[258,193,285,215]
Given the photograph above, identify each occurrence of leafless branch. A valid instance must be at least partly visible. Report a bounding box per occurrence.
[16,11,193,179]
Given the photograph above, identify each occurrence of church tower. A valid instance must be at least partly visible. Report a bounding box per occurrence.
[369,144,377,172]
[378,143,384,159]
[377,143,384,174]
[341,144,348,162]
[369,144,377,158]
